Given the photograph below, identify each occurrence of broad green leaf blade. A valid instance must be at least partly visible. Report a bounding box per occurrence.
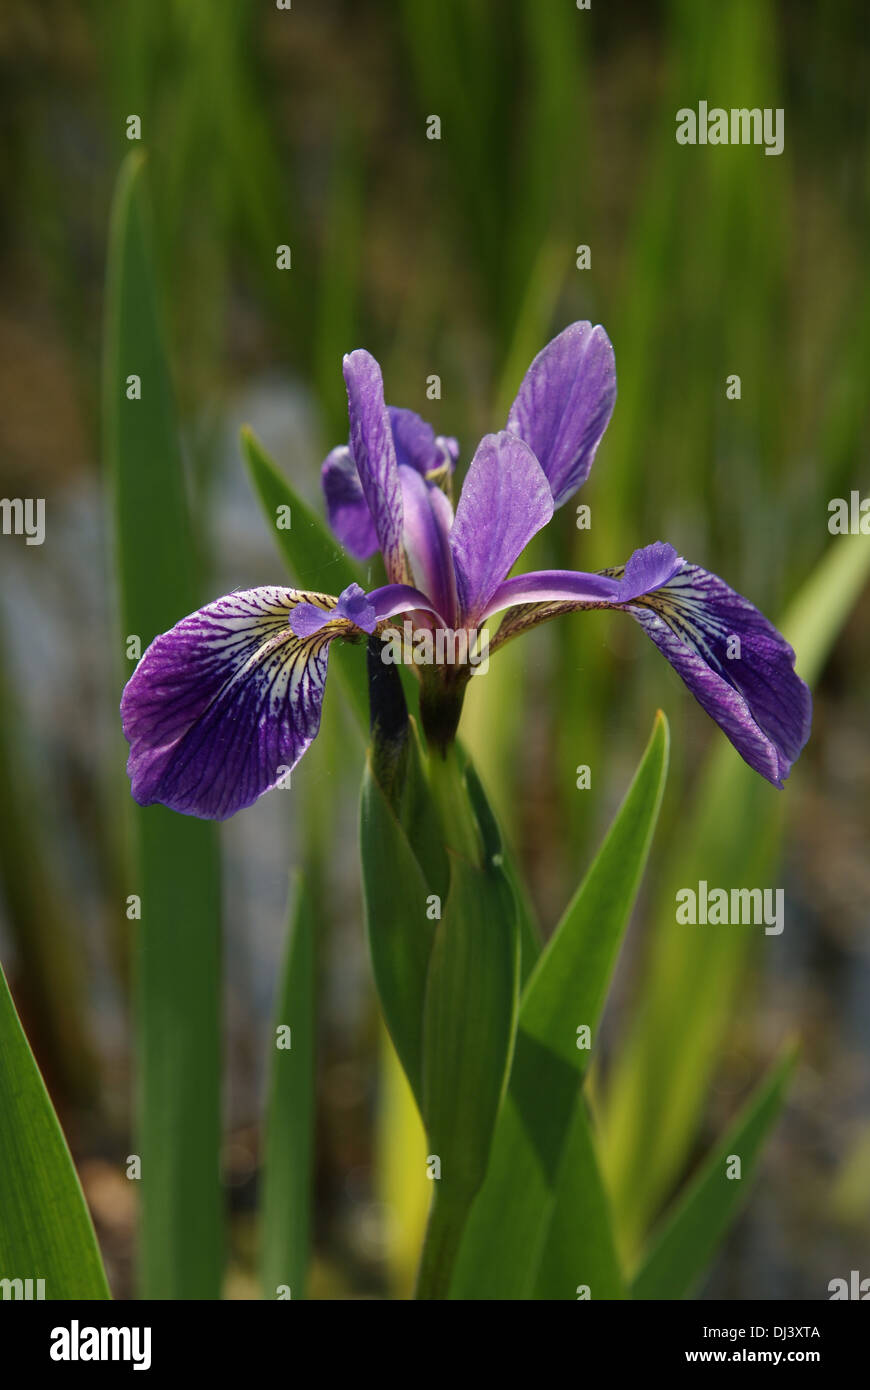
[390,721,451,903]
[462,754,542,985]
[260,874,316,1301]
[360,756,437,1106]
[241,425,369,730]
[422,855,519,1198]
[451,712,669,1299]
[451,1074,626,1301]
[632,1046,796,1300]
[104,150,222,1299]
[532,1100,625,1301]
[0,960,110,1299]
[134,814,222,1300]
[602,534,870,1257]
[418,851,520,1299]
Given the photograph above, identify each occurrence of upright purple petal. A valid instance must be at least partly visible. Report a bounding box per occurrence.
[321,446,379,560]
[343,350,406,583]
[449,431,554,625]
[121,587,346,820]
[507,321,616,507]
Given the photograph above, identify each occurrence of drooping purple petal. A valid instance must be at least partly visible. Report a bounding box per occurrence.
[121,587,345,820]
[343,350,406,583]
[487,541,811,787]
[506,321,616,507]
[620,558,812,786]
[398,464,457,623]
[321,446,379,560]
[449,431,554,625]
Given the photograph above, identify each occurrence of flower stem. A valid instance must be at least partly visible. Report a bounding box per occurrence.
[366,635,409,806]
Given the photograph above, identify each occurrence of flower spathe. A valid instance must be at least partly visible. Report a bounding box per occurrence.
[121,323,811,819]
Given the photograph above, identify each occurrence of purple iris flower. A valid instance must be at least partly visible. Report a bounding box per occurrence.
[121,322,811,820]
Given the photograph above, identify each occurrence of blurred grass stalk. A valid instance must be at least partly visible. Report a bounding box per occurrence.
[260,873,316,1300]
[100,0,303,391]
[104,151,222,1298]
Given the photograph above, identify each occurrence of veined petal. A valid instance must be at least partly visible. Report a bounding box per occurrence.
[321,445,379,560]
[449,431,554,626]
[488,543,811,788]
[622,559,811,786]
[121,587,347,820]
[507,321,616,507]
[343,350,406,583]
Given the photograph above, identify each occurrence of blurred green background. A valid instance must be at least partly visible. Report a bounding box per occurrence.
[0,0,868,1298]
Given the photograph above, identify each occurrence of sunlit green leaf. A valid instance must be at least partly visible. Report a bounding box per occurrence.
[360,755,437,1106]
[422,854,519,1198]
[463,755,542,985]
[418,850,520,1298]
[0,959,110,1300]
